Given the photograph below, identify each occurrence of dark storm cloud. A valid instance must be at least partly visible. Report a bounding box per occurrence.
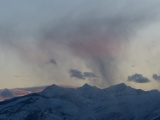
[83,72,97,78]
[69,69,97,80]
[152,74,160,81]
[69,69,85,80]
[49,59,57,65]
[127,74,150,83]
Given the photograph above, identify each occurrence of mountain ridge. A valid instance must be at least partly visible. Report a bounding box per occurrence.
[0,83,160,120]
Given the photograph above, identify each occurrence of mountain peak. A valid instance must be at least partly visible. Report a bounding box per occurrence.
[40,84,73,97]
[114,83,128,88]
[43,84,66,91]
[78,83,101,94]
[104,83,130,93]
[43,84,61,91]
[82,83,91,88]
[79,83,97,90]
[0,88,15,98]
[49,84,60,88]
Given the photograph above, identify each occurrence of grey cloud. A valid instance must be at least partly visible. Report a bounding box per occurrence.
[69,69,85,80]
[127,73,150,83]
[69,69,97,80]
[152,74,160,81]
[49,59,57,65]
[83,72,97,78]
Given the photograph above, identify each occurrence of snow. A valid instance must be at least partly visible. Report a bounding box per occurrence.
[0,83,160,120]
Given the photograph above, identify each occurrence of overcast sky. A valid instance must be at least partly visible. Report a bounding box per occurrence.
[0,0,160,90]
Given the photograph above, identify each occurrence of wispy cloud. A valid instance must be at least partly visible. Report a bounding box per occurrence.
[38,0,160,85]
[0,0,160,87]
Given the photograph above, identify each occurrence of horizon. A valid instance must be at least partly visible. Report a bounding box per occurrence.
[1,82,159,92]
[1,82,159,101]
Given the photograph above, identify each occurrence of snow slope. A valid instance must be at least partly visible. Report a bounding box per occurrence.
[0,86,47,101]
[0,83,160,120]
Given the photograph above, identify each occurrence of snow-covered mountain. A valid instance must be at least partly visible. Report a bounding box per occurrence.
[0,86,47,101]
[0,83,160,120]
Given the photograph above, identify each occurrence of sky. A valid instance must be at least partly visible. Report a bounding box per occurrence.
[1,0,160,90]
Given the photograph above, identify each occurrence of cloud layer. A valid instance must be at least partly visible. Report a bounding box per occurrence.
[38,0,160,85]
[0,0,160,88]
